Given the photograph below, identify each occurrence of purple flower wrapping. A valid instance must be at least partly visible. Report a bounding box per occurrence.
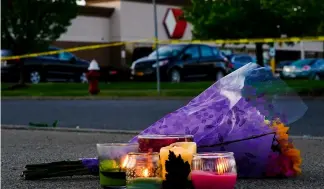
[130,63,307,178]
[81,158,99,175]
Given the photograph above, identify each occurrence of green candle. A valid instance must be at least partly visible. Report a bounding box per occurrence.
[127,177,162,189]
[99,159,126,187]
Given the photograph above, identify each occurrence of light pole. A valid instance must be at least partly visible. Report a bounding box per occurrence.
[153,0,161,94]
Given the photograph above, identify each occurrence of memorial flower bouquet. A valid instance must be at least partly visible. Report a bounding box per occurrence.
[23,63,306,180]
[130,63,307,178]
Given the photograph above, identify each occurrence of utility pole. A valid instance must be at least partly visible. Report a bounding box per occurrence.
[153,0,161,94]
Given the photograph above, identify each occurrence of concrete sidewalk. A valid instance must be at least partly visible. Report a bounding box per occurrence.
[1,129,324,189]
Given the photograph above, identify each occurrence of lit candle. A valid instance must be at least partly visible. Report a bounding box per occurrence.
[121,155,129,170]
[159,142,197,180]
[191,154,237,189]
[126,152,162,189]
[97,143,138,188]
[127,168,162,189]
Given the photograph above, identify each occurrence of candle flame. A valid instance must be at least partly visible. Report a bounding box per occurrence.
[216,157,229,175]
[121,155,129,168]
[143,168,149,177]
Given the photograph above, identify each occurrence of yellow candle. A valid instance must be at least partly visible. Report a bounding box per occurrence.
[159,142,197,180]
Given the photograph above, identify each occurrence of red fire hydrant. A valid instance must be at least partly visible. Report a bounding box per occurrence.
[86,60,100,95]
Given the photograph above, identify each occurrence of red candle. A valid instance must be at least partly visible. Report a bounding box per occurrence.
[138,135,193,152]
[191,170,237,189]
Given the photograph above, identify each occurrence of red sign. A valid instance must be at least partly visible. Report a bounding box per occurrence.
[163,8,187,39]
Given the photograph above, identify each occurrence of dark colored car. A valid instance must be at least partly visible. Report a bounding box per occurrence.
[1,47,90,84]
[281,58,324,80]
[130,44,233,82]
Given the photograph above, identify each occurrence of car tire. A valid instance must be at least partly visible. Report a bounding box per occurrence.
[169,69,181,83]
[29,71,42,84]
[215,70,225,81]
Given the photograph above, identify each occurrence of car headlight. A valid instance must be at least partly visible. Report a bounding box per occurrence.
[283,66,291,72]
[152,60,169,68]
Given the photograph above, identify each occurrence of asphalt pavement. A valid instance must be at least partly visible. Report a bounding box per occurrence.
[1,129,324,189]
[1,98,324,136]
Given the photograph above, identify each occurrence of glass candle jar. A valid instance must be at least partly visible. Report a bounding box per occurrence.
[138,135,194,152]
[125,152,162,189]
[191,152,237,189]
[96,143,139,189]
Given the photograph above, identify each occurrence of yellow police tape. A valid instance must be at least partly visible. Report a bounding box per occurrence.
[159,36,324,44]
[1,36,324,61]
[0,39,153,61]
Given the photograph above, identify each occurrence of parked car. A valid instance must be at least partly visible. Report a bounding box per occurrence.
[1,47,90,84]
[282,58,324,80]
[130,44,233,82]
[275,60,293,75]
[223,54,255,70]
[222,53,274,73]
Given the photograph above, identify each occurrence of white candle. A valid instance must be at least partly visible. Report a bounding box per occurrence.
[160,142,197,180]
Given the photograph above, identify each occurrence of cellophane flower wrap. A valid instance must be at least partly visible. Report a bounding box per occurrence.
[130,63,307,178]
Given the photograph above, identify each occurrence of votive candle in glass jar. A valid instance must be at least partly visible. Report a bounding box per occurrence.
[138,135,194,152]
[126,152,162,189]
[191,152,237,189]
[96,143,139,189]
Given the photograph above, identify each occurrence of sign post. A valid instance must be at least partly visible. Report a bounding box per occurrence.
[153,0,161,94]
[269,47,276,74]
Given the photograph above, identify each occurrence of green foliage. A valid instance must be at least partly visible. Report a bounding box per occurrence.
[184,0,324,40]
[262,0,324,36]
[1,0,78,54]
[184,0,324,65]
[163,151,191,189]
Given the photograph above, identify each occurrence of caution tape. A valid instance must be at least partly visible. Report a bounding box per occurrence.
[161,36,324,44]
[2,36,324,61]
[0,39,153,61]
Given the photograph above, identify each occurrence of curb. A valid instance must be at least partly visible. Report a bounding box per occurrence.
[2,96,324,100]
[2,125,324,140]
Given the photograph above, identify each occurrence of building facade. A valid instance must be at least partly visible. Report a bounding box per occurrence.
[55,0,324,67]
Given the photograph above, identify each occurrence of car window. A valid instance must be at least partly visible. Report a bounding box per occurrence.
[59,52,74,61]
[291,59,316,67]
[41,54,59,59]
[183,46,200,59]
[236,56,252,63]
[148,45,184,58]
[213,48,219,56]
[200,45,214,57]
[243,56,253,63]
[314,59,324,68]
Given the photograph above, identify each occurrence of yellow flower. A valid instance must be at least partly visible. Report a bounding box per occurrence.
[270,119,302,176]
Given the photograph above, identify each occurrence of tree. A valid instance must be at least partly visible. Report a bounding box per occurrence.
[184,0,324,66]
[1,0,78,85]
